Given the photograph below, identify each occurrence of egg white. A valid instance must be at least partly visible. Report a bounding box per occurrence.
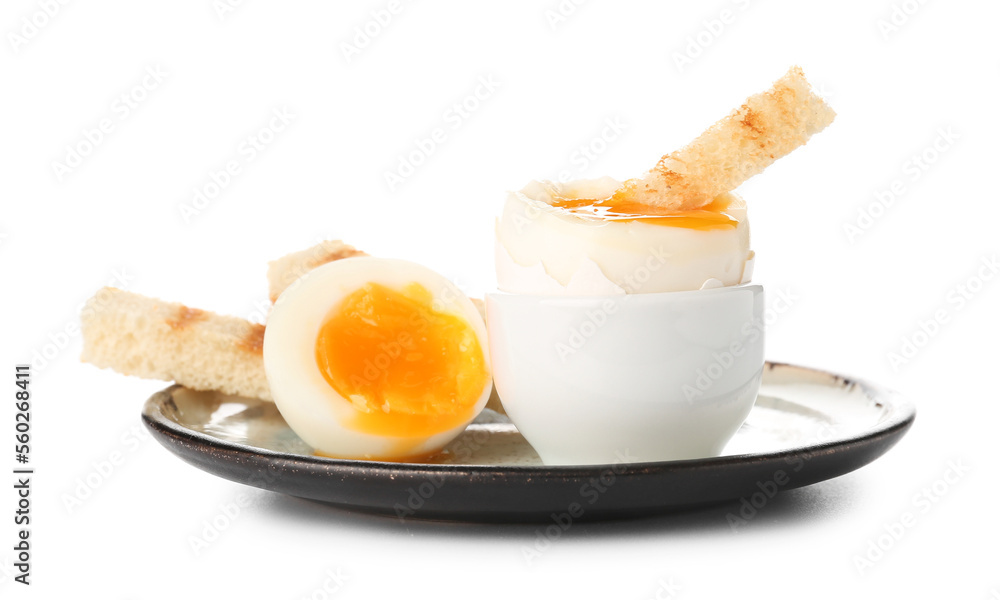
[263,256,492,460]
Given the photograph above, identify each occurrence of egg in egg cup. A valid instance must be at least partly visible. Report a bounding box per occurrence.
[488,66,834,465]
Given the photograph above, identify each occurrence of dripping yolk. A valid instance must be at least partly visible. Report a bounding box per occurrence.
[549,194,739,230]
[314,282,489,438]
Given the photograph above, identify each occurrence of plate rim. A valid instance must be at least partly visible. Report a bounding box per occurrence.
[141,361,916,477]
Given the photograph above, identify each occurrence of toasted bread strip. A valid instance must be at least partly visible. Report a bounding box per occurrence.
[267,240,367,302]
[617,66,835,210]
[80,287,272,401]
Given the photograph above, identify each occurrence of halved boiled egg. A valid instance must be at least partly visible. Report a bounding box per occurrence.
[263,256,492,461]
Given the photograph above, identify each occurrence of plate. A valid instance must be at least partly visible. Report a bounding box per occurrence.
[142,362,915,522]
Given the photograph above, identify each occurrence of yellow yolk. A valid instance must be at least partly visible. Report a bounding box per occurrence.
[549,195,738,230]
[314,282,488,439]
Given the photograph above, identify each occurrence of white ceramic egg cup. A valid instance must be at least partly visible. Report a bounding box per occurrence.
[487,284,764,465]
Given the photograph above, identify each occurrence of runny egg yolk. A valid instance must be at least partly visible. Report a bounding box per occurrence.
[314,282,488,439]
[549,194,738,231]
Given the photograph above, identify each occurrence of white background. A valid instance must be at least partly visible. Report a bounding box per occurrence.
[2,0,998,597]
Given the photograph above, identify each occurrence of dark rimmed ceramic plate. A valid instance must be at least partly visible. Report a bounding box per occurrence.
[142,362,914,522]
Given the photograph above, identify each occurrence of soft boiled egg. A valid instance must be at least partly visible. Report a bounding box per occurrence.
[263,256,492,461]
[496,177,754,294]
